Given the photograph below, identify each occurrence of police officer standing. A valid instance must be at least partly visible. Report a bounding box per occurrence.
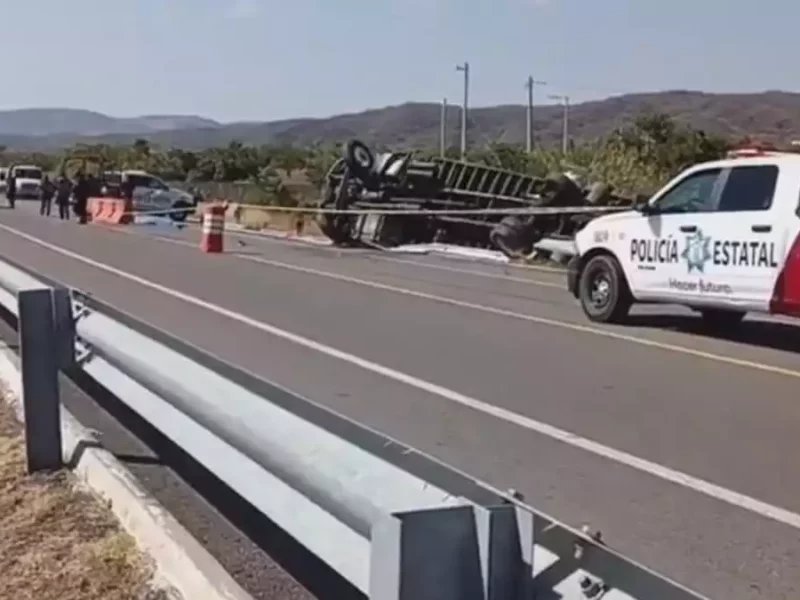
[56,176,72,220]
[5,169,16,209]
[73,171,89,224]
[39,175,56,216]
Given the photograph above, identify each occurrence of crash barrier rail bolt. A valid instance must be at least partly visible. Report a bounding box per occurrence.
[0,256,709,600]
[201,204,226,253]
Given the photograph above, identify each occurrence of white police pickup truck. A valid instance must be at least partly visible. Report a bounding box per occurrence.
[567,147,800,328]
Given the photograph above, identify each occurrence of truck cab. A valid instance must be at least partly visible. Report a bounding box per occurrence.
[567,147,800,327]
[10,164,44,199]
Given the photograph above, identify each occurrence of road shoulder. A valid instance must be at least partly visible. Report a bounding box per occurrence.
[0,379,166,599]
[0,344,254,600]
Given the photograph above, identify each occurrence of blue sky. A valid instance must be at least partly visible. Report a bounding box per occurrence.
[5,0,798,122]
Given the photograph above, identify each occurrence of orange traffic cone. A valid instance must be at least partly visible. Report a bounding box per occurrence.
[200,204,226,253]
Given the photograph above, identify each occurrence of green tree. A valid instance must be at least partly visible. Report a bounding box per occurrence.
[304,146,341,188]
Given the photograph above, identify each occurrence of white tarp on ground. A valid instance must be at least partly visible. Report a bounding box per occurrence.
[388,238,577,264]
[185,217,578,264]
[388,243,511,263]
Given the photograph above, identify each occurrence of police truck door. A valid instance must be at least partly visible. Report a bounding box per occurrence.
[625,167,724,300]
[702,163,783,310]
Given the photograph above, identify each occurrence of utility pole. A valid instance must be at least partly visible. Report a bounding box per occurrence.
[549,94,570,154]
[525,76,546,153]
[439,98,447,158]
[456,62,469,159]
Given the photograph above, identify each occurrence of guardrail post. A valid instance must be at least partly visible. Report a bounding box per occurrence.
[370,505,483,600]
[51,288,75,369]
[473,504,534,599]
[369,504,532,600]
[18,288,62,473]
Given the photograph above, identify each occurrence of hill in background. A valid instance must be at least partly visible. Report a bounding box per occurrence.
[1,90,799,150]
[0,108,219,139]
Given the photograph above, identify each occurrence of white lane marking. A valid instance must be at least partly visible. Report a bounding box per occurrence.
[2,222,800,531]
[114,226,800,380]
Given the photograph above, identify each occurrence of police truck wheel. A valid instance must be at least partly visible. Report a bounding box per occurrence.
[699,309,746,329]
[169,200,190,222]
[578,254,632,323]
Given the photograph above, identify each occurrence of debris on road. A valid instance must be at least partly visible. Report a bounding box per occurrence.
[0,392,170,600]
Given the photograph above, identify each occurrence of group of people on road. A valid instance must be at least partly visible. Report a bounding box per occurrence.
[36,175,74,220]
[5,171,91,223]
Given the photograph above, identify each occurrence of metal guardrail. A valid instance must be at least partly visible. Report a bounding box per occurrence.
[0,254,709,600]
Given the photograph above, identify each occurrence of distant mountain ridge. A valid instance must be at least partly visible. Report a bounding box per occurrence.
[0,108,220,138]
[1,90,799,151]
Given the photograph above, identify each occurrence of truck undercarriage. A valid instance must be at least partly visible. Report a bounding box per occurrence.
[317,140,642,258]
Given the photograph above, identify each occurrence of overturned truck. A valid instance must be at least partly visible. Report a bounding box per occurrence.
[317,139,641,257]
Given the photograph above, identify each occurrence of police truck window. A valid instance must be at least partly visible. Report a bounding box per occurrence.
[656,169,721,214]
[716,165,778,212]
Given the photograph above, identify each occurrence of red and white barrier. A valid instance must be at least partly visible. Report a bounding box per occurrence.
[200,204,226,253]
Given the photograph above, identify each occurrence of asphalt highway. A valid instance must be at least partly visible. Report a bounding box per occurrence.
[1,204,799,599]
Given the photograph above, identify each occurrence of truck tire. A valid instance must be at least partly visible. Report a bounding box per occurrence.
[317,199,355,246]
[699,309,746,329]
[490,216,541,258]
[490,216,524,257]
[548,174,584,207]
[585,182,612,205]
[344,140,375,180]
[577,254,632,323]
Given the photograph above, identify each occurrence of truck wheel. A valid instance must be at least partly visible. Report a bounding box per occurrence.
[578,254,632,323]
[548,174,584,207]
[344,140,375,180]
[585,182,612,205]
[699,309,746,329]
[490,216,527,257]
[317,199,355,246]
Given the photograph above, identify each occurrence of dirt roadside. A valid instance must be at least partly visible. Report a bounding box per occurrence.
[0,392,170,600]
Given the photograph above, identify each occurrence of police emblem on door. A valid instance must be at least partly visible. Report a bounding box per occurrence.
[681,229,712,273]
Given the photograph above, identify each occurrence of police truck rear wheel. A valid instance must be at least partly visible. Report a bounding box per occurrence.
[578,254,631,323]
[169,200,190,222]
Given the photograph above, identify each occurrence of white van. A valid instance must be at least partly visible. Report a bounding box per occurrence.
[10,165,44,199]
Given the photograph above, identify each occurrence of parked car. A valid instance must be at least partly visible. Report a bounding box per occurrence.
[101,170,199,222]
